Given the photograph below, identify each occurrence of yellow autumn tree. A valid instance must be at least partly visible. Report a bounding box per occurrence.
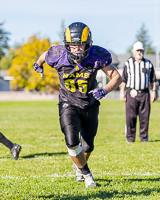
[8,36,60,92]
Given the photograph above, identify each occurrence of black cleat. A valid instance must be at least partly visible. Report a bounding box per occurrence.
[10,144,22,160]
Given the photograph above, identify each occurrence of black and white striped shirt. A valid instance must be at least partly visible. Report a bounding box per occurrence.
[122,57,156,90]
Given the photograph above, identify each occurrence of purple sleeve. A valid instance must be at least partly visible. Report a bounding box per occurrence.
[91,46,112,69]
[45,45,66,68]
[122,65,128,83]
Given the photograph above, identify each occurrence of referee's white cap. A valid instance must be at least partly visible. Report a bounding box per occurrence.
[133,41,144,51]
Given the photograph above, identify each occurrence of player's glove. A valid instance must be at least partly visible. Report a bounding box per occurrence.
[33,62,44,78]
[89,88,108,100]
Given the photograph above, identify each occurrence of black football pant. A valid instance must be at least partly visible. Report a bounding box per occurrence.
[59,101,100,152]
[126,89,150,142]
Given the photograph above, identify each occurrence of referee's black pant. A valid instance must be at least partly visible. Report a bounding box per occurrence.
[125,89,150,142]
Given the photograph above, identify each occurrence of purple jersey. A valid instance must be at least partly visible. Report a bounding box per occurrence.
[45,45,112,109]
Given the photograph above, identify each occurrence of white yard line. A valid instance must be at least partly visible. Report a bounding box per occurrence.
[1,172,160,180]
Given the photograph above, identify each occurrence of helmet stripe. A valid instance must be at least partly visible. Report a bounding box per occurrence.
[65,27,71,42]
[81,27,89,42]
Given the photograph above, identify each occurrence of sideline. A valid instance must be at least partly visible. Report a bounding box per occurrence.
[0,91,121,101]
[0,91,59,101]
[0,91,159,101]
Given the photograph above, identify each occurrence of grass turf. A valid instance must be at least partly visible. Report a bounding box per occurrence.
[0,100,160,199]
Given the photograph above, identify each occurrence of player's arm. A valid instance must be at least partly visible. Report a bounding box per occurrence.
[89,64,122,100]
[101,64,122,93]
[33,51,47,77]
[36,51,47,66]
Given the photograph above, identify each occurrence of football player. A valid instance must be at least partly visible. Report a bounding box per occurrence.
[0,132,21,160]
[34,22,122,188]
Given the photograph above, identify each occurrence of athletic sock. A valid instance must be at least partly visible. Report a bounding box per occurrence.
[0,132,14,150]
[79,163,90,175]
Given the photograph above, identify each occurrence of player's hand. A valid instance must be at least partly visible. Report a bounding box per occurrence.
[33,62,44,77]
[89,88,108,100]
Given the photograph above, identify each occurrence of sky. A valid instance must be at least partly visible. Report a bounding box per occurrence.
[1,0,160,55]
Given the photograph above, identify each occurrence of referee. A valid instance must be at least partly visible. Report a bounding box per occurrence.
[120,41,157,142]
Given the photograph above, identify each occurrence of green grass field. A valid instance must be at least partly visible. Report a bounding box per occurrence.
[0,100,160,200]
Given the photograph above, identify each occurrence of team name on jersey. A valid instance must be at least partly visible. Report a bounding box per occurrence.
[63,73,90,79]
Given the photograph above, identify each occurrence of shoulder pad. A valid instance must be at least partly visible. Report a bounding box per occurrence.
[45,45,66,67]
[90,45,112,67]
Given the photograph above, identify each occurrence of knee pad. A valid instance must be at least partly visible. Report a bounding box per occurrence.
[82,146,94,153]
[81,142,94,153]
[67,145,82,157]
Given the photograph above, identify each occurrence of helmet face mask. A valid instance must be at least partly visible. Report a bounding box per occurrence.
[69,44,86,61]
[63,22,92,62]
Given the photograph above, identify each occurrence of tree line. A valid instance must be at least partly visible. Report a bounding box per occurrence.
[0,22,156,92]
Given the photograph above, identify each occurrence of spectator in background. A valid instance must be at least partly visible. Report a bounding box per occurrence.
[120,41,157,142]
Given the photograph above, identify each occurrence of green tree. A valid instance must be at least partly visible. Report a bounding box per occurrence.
[127,23,155,54]
[0,48,16,69]
[0,22,10,60]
